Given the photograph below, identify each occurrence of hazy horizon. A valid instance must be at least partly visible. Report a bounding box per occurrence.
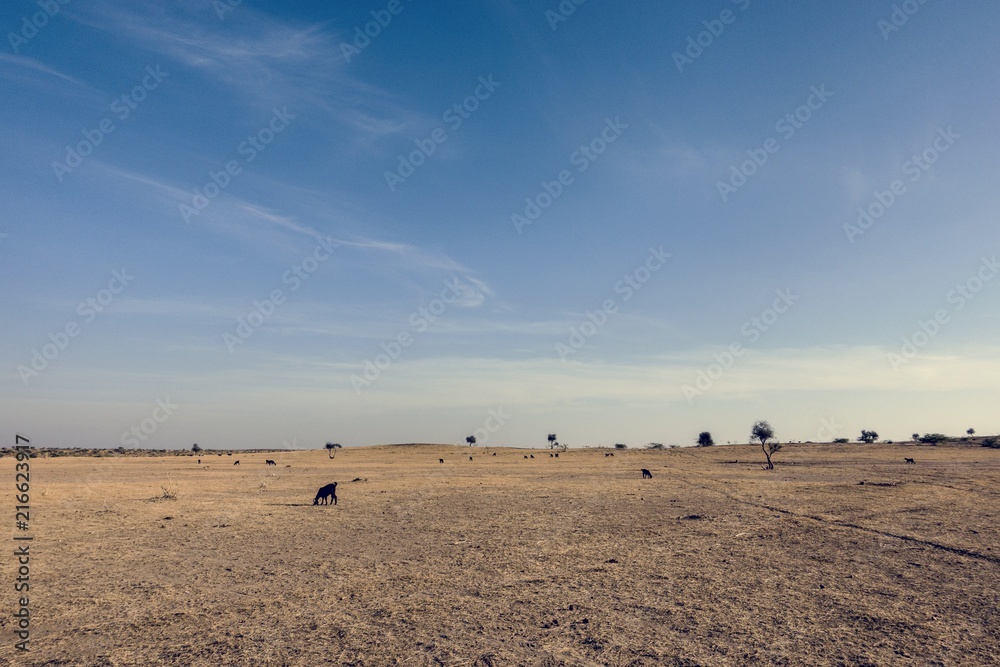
[3,1,999,451]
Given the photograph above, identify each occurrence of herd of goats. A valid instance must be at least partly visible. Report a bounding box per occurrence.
[194,450,654,507]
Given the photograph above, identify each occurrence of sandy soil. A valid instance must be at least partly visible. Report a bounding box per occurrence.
[2,443,998,666]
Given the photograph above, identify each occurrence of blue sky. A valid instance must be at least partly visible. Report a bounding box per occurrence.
[3,0,999,450]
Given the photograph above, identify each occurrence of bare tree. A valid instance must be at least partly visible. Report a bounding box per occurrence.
[325,442,342,459]
[751,420,780,469]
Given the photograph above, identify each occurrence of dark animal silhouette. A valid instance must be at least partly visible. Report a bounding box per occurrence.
[550,453,554,458]
[641,468,652,479]
[904,457,915,464]
[530,454,534,459]
[524,455,528,459]
[265,459,276,466]
[439,458,444,463]
[605,452,615,457]
[313,482,338,505]
[197,459,200,464]
[492,453,496,456]
[555,453,559,458]
[234,460,240,466]
[469,456,473,461]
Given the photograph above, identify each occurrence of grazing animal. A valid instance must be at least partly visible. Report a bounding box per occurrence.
[439,459,444,463]
[469,456,473,461]
[550,453,554,458]
[197,459,200,464]
[234,460,240,466]
[530,454,535,459]
[904,457,915,464]
[524,455,528,459]
[555,453,559,458]
[641,468,652,479]
[492,453,496,456]
[265,459,276,466]
[313,482,338,505]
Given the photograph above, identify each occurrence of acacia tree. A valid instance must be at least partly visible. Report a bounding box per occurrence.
[466,435,476,446]
[191,443,202,454]
[967,428,975,436]
[751,420,780,469]
[325,442,342,459]
[697,431,714,447]
[547,433,558,449]
[858,430,879,444]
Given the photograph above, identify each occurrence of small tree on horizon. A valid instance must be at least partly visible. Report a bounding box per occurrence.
[191,443,202,454]
[858,430,879,444]
[547,433,558,449]
[967,428,975,436]
[325,442,342,459]
[466,435,476,446]
[751,420,780,470]
[696,431,714,447]
[614,443,627,450]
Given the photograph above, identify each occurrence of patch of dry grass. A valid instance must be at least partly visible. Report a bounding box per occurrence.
[3,443,998,666]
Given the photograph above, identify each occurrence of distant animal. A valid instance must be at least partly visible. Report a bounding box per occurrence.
[439,459,444,463]
[550,453,554,458]
[197,459,201,464]
[265,459,276,466]
[234,460,240,466]
[904,457,915,464]
[555,453,559,458]
[313,482,338,505]
[492,453,496,456]
[605,452,615,457]
[530,454,534,459]
[469,456,473,461]
[227,452,232,456]
[641,468,652,479]
[524,455,528,459]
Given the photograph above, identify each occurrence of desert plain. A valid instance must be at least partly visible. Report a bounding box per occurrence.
[2,442,998,666]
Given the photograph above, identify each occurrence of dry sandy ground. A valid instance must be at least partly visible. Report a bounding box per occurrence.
[1,443,998,666]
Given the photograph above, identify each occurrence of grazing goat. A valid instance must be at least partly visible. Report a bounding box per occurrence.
[524,455,528,459]
[197,459,201,464]
[549,453,554,458]
[469,456,473,461]
[492,453,496,456]
[555,453,559,458]
[265,459,276,466]
[439,459,444,463]
[904,457,915,464]
[313,482,338,506]
[641,468,652,479]
[234,460,240,466]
